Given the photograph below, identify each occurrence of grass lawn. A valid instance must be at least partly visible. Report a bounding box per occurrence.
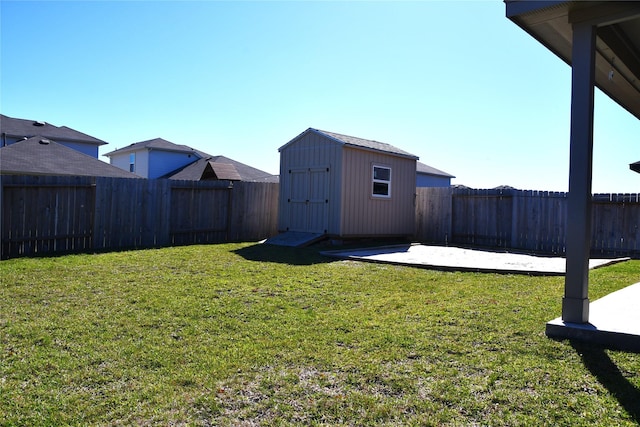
[1,242,639,426]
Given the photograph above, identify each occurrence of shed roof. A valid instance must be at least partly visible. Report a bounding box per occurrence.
[104,137,207,157]
[280,128,419,160]
[0,136,138,178]
[631,160,640,174]
[506,1,640,121]
[417,161,455,178]
[0,114,107,146]
[167,155,278,182]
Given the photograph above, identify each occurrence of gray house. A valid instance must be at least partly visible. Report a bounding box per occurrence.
[277,128,418,238]
[105,138,278,182]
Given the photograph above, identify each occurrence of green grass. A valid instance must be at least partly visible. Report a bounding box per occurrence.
[1,242,639,426]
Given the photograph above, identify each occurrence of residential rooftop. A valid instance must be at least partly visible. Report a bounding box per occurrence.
[0,114,106,146]
[0,136,137,178]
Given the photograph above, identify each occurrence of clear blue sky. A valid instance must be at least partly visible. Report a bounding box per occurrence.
[2,1,638,192]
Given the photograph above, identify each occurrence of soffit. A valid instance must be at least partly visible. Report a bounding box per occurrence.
[506,1,640,121]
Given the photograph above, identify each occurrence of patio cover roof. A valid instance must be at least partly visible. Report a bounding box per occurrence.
[506,1,640,121]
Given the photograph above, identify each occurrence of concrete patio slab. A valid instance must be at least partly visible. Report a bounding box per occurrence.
[546,282,640,352]
[321,244,629,275]
[321,243,637,351]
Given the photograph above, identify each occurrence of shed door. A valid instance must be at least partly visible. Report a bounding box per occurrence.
[288,167,329,233]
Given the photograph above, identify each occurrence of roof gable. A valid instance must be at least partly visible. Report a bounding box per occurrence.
[0,136,137,178]
[417,161,455,178]
[168,155,278,182]
[203,162,242,181]
[280,128,419,160]
[104,138,207,157]
[0,114,106,146]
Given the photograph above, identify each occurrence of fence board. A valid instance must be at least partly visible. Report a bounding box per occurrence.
[1,176,95,258]
[415,187,452,243]
[228,181,279,242]
[1,176,280,259]
[169,180,233,246]
[415,188,639,258]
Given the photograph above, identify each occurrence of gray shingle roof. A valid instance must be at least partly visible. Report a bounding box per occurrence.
[0,136,138,178]
[206,162,242,181]
[417,161,455,178]
[0,114,106,145]
[104,138,208,157]
[280,128,419,160]
[168,155,278,182]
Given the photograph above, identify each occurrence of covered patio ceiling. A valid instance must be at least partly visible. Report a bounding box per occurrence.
[506,1,640,121]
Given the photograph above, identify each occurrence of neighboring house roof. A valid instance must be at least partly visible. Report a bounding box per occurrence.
[168,155,279,182]
[105,137,277,182]
[280,128,419,160]
[0,114,106,146]
[417,161,455,178]
[103,137,207,157]
[631,161,640,174]
[0,136,137,178]
[206,162,242,181]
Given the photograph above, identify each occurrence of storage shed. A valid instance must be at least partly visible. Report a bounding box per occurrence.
[277,128,418,238]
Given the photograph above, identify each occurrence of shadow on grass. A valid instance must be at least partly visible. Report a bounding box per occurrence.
[571,340,640,423]
[234,238,413,266]
[233,243,332,265]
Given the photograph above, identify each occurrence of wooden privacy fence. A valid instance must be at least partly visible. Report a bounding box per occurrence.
[415,187,640,258]
[4,175,638,260]
[1,175,279,259]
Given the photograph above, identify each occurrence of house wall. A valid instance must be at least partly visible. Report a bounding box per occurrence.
[109,150,149,178]
[278,131,343,234]
[340,147,416,237]
[416,174,451,188]
[60,141,99,158]
[147,150,198,179]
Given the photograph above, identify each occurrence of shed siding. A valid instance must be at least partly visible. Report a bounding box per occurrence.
[277,131,342,234]
[340,147,415,237]
[278,130,416,238]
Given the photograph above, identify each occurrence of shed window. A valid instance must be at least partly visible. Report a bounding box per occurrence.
[372,165,391,198]
[129,153,136,173]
